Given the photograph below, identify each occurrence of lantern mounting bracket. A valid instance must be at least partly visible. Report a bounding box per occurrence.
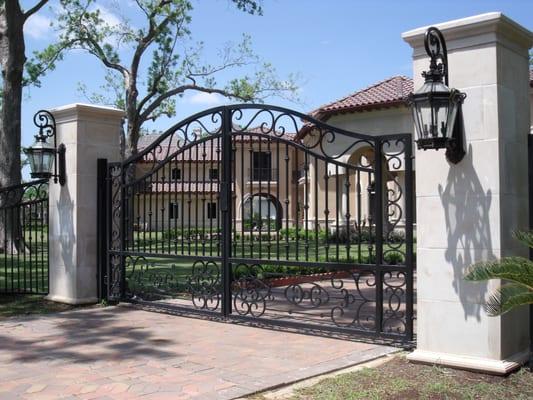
[424,26,449,86]
[28,110,66,185]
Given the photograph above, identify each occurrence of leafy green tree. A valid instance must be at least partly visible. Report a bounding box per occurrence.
[464,231,533,315]
[0,0,67,254]
[51,0,298,157]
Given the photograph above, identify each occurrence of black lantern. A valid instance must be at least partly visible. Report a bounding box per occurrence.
[24,110,66,185]
[409,27,467,164]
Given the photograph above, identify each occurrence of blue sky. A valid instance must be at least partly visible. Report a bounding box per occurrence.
[21,0,533,151]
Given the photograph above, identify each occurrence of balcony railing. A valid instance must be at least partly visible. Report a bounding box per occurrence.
[248,168,278,182]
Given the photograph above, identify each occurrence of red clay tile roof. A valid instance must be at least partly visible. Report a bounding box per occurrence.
[309,76,414,121]
[138,126,295,162]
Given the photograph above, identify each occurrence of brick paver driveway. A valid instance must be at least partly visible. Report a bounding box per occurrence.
[0,305,396,400]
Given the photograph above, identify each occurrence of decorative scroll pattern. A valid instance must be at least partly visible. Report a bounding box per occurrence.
[126,255,180,299]
[230,106,375,162]
[330,271,376,331]
[33,110,56,139]
[123,105,377,173]
[187,260,221,311]
[232,263,273,317]
[108,163,123,300]
[0,179,48,209]
[381,137,409,265]
[125,110,223,179]
[285,282,330,309]
[382,271,407,334]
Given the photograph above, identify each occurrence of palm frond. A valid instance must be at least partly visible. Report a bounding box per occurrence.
[513,230,533,249]
[464,257,533,289]
[484,283,533,316]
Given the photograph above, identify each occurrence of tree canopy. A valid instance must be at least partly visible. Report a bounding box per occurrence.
[44,0,299,156]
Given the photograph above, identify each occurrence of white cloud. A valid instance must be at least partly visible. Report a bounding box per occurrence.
[24,14,53,40]
[188,92,225,106]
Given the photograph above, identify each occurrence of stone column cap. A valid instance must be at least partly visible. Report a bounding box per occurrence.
[402,12,533,51]
[50,103,125,123]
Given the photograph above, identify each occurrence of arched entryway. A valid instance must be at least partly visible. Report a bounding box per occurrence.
[241,193,283,231]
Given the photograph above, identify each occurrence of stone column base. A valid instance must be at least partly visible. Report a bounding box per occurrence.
[45,294,98,305]
[407,349,529,375]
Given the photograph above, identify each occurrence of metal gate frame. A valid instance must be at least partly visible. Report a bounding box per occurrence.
[98,104,414,342]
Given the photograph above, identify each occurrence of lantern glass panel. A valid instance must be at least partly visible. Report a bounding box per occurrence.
[444,90,463,139]
[25,140,55,178]
[412,80,454,146]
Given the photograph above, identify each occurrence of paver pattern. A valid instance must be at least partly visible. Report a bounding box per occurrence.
[0,305,395,400]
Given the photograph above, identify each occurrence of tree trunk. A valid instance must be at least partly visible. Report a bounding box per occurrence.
[0,2,26,254]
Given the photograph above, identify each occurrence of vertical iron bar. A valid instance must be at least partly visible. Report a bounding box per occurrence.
[324,161,329,261]
[258,135,262,259]
[202,141,207,255]
[404,136,414,342]
[267,136,271,260]
[232,141,237,258]
[181,151,185,255]
[240,134,245,258]
[304,150,309,261]
[314,157,319,262]
[295,148,299,261]
[357,170,362,262]
[28,202,33,292]
[249,143,254,258]
[22,200,26,293]
[284,144,290,260]
[345,170,351,262]
[335,165,339,261]
[45,194,49,294]
[221,107,233,317]
[276,139,280,260]
[188,147,192,255]
[374,139,384,334]
[195,143,199,256]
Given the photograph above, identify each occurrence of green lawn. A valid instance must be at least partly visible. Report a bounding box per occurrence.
[250,355,533,400]
[127,230,408,263]
[0,294,80,319]
[0,228,48,294]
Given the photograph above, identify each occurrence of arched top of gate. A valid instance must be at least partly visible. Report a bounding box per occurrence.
[123,103,406,168]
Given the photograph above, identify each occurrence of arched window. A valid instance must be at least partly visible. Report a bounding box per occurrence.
[243,194,282,231]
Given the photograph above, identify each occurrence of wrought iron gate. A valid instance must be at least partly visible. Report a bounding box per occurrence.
[101,104,414,342]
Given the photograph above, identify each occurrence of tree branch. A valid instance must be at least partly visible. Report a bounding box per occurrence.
[140,85,250,121]
[23,0,49,21]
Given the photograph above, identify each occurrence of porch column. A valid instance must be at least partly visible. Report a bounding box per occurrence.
[341,176,348,224]
[403,13,533,374]
[46,104,124,304]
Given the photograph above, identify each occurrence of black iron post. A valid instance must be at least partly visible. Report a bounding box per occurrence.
[221,107,233,317]
[374,139,384,334]
[404,136,415,342]
[96,158,108,300]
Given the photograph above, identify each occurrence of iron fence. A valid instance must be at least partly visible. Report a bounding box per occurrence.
[0,179,49,294]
